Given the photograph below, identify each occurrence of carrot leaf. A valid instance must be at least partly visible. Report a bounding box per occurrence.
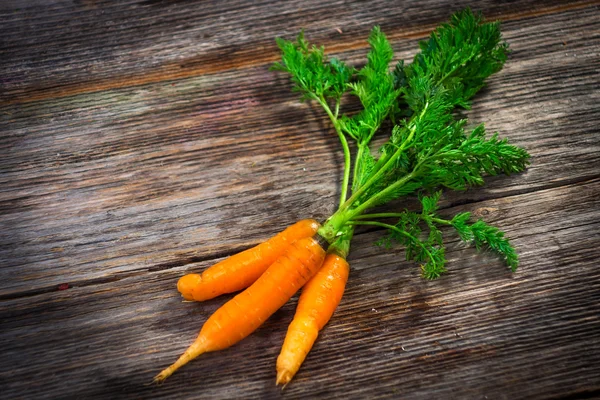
[342,26,400,147]
[271,31,354,103]
[449,214,519,271]
[275,7,528,279]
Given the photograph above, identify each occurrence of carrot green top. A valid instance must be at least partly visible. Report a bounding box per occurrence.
[272,8,530,278]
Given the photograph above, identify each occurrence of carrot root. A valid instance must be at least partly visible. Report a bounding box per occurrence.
[157,237,326,382]
[276,318,318,386]
[276,254,349,386]
[154,337,209,383]
[178,219,320,302]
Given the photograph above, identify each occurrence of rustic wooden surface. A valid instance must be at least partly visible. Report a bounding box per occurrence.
[1,0,599,398]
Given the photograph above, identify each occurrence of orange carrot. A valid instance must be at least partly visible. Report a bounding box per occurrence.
[276,253,349,386]
[177,219,320,301]
[155,236,326,382]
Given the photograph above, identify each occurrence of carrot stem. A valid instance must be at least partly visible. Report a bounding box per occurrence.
[347,220,437,268]
[315,94,351,208]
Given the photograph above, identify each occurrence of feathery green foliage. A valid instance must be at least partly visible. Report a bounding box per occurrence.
[273,8,529,279]
[271,31,354,103]
[399,7,509,109]
[450,212,519,271]
[342,26,399,144]
[356,191,519,278]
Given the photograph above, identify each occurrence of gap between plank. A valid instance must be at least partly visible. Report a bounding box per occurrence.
[1,174,598,301]
[2,0,599,106]
[550,389,600,400]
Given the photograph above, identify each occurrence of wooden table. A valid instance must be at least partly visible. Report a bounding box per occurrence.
[1,1,599,398]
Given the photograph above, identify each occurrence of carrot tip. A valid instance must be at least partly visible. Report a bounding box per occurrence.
[276,370,292,387]
[278,380,290,391]
[153,372,168,385]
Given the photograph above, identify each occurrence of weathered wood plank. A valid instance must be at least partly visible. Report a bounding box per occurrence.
[1,179,598,399]
[1,6,598,295]
[1,0,598,104]
[1,1,600,399]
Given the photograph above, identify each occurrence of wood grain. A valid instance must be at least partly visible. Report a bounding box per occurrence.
[1,0,599,398]
[1,179,598,399]
[1,5,598,295]
[1,0,598,104]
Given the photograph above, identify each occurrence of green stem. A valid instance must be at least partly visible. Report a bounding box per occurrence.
[317,95,351,208]
[431,217,452,225]
[349,142,442,219]
[347,220,436,267]
[339,102,429,212]
[327,225,354,259]
[353,213,454,227]
[339,137,405,211]
[353,213,407,220]
[346,172,416,219]
[319,134,432,242]
[352,144,365,192]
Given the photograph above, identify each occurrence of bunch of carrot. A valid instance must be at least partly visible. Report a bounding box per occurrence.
[154,8,529,387]
[154,219,348,386]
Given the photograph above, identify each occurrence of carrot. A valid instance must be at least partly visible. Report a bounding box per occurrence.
[155,236,327,382]
[177,219,320,301]
[276,253,349,386]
